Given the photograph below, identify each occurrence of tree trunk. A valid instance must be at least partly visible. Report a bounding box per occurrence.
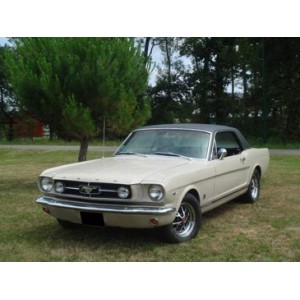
[78,138,88,162]
[231,66,235,102]
[49,126,54,141]
[143,37,151,61]
[242,63,247,118]
[165,39,172,107]
[215,54,225,123]
[202,54,210,123]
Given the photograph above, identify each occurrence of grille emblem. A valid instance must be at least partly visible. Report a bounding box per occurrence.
[79,185,101,195]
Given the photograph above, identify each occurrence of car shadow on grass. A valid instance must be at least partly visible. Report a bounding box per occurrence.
[29,220,165,247]
[201,197,253,223]
[25,199,253,259]
[17,223,166,261]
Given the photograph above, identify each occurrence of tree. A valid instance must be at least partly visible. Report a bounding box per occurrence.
[264,37,300,141]
[0,45,15,140]
[5,38,151,161]
[148,37,300,142]
[0,46,8,139]
[180,37,236,124]
[147,38,192,124]
[179,38,212,123]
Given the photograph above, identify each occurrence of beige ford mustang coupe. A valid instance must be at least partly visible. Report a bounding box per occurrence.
[36,124,269,243]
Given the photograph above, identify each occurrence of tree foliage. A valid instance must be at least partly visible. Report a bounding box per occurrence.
[5,38,151,160]
[147,38,192,124]
[264,38,300,140]
[148,37,300,142]
[0,45,15,140]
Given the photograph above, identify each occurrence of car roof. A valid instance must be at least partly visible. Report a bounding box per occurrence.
[136,123,251,149]
[139,123,234,133]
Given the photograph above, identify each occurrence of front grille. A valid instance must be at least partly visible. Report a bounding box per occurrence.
[54,180,131,199]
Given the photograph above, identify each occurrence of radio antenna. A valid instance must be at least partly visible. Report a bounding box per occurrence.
[102,116,106,158]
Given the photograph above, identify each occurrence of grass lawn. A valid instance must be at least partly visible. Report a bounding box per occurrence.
[0,149,299,261]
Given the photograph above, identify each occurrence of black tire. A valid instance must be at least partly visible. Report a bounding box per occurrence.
[57,219,81,229]
[158,193,201,243]
[243,169,260,203]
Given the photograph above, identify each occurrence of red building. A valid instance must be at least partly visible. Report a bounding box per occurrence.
[12,117,44,138]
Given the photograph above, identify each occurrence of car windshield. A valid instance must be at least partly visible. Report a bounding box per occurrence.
[116,129,210,159]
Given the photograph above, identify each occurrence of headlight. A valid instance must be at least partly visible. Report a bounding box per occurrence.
[118,186,130,199]
[148,185,164,201]
[40,177,53,192]
[55,181,65,193]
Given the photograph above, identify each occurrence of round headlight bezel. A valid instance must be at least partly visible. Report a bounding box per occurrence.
[118,186,130,199]
[148,184,164,201]
[40,177,53,192]
[54,181,65,193]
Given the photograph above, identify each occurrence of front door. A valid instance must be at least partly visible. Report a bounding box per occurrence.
[213,131,250,199]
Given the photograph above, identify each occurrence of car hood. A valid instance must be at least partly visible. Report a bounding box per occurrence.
[40,155,191,185]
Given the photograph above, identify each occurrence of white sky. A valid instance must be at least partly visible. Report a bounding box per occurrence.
[0,1,299,36]
[0,37,9,46]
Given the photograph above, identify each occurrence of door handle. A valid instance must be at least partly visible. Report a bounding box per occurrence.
[240,157,246,163]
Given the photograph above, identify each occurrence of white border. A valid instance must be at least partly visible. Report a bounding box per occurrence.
[0,0,299,36]
[0,263,298,300]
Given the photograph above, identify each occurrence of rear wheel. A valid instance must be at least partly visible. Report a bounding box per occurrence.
[243,169,260,203]
[159,193,201,243]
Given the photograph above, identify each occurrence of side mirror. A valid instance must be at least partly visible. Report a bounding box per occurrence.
[218,148,227,160]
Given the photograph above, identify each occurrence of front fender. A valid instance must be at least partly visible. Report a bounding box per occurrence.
[166,184,201,213]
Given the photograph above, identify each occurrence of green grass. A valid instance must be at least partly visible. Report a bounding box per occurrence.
[0,149,299,261]
[252,142,300,149]
[249,137,300,149]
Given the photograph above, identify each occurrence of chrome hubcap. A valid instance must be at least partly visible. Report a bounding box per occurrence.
[250,175,259,200]
[172,203,195,238]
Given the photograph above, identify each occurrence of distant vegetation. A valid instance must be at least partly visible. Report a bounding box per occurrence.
[1,38,299,159]
[144,38,300,143]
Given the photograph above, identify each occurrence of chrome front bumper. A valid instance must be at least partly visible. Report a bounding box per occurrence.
[36,196,176,215]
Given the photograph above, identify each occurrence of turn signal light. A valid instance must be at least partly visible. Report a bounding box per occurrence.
[150,218,159,225]
[42,207,50,214]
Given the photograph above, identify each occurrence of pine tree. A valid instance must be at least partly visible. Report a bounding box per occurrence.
[5,38,151,161]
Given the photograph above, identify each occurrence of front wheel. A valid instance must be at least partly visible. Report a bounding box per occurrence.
[243,169,260,203]
[158,193,201,243]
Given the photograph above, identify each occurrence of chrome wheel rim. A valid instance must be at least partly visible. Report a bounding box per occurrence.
[250,175,259,200]
[172,202,196,238]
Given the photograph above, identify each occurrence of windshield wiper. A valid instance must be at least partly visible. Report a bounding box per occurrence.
[117,152,148,157]
[154,152,191,161]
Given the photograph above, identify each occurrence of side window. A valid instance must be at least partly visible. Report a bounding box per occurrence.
[215,132,242,157]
